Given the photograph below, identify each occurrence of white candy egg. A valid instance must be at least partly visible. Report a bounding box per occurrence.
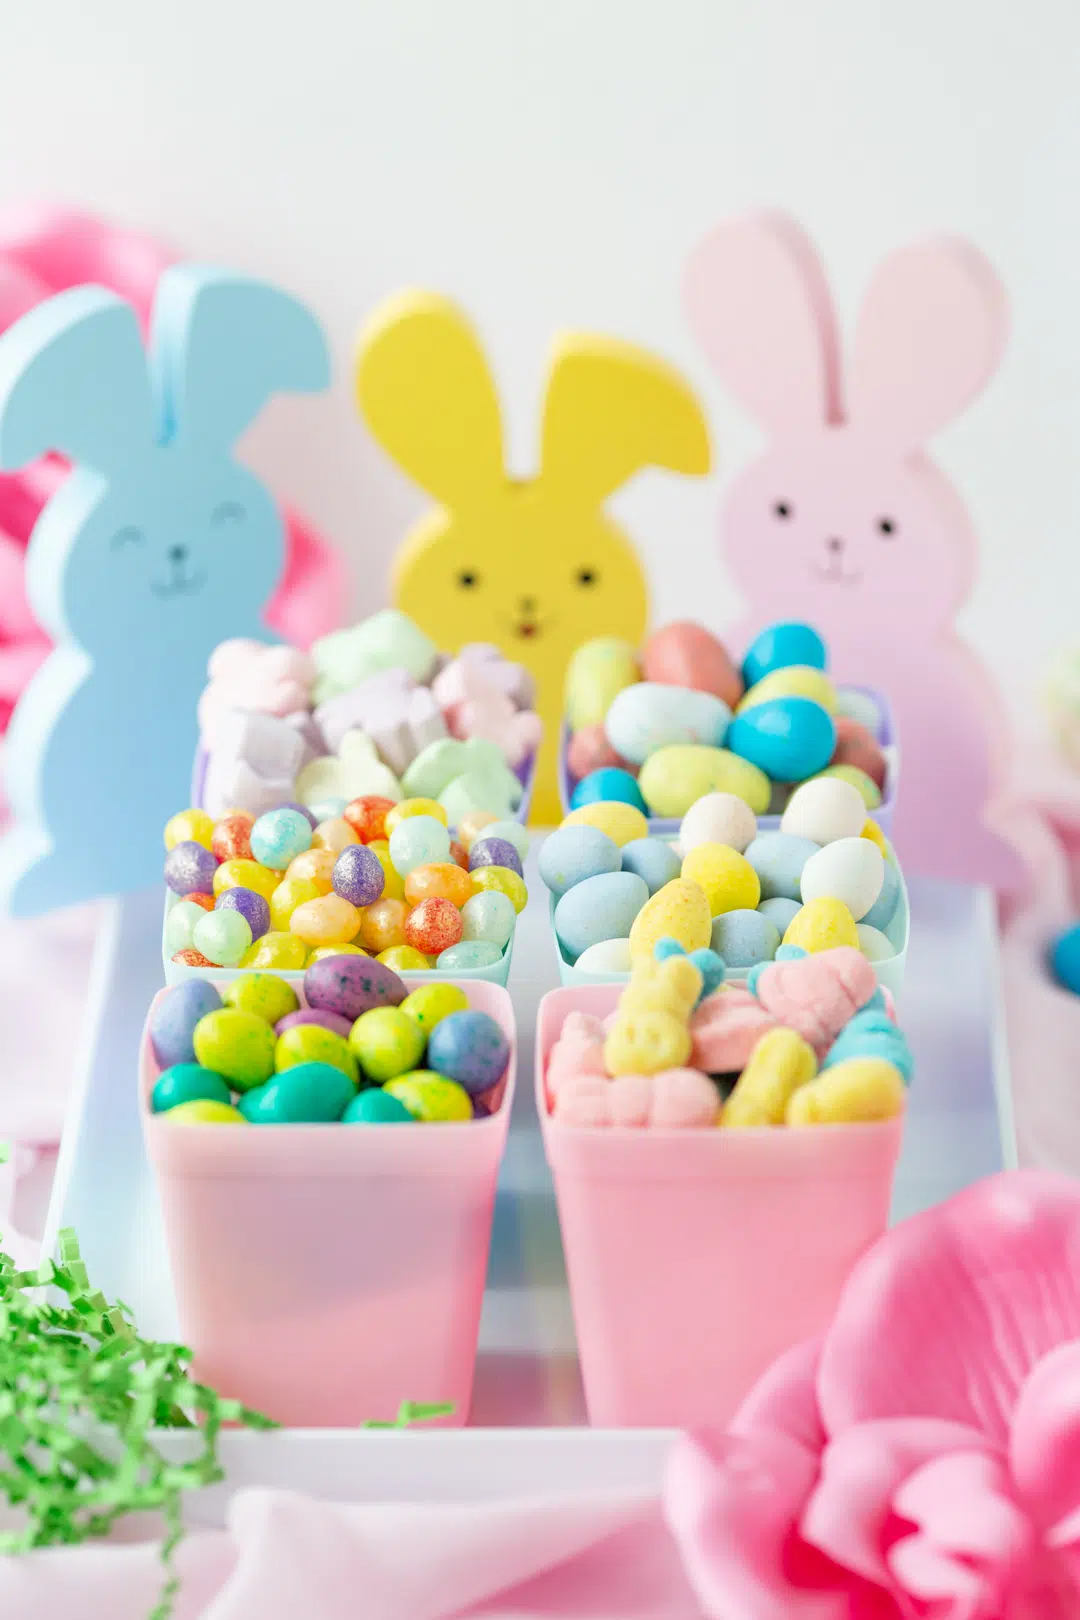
[679,791,758,854]
[835,686,884,736]
[799,837,884,921]
[574,937,633,975]
[857,923,895,961]
[781,777,866,845]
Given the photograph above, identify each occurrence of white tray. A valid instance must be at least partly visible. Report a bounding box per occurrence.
[43,849,1014,1514]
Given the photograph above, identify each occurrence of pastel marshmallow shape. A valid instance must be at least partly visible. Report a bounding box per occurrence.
[689,985,778,1073]
[753,945,876,1055]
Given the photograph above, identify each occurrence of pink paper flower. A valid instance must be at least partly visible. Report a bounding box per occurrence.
[665,1171,1080,1620]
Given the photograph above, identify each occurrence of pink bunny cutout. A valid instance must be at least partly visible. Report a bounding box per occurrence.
[685,213,1023,889]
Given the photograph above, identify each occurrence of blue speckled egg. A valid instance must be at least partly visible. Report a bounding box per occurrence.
[538,825,621,897]
[727,697,835,783]
[620,838,682,895]
[570,767,648,814]
[554,870,649,961]
[426,1009,510,1095]
[745,832,821,901]
[149,980,223,1068]
[710,909,780,970]
[861,859,901,932]
[756,896,801,934]
[741,621,827,687]
[604,683,731,766]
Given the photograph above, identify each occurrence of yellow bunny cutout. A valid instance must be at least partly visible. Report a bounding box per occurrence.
[355,291,711,823]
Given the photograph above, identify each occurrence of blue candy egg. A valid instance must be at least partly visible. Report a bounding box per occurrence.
[741,621,827,688]
[570,767,648,814]
[757,896,801,934]
[604,683,731,766]
[745,832,820,901]
[861,860,901,932]
[538,825,621,897]
[426,1009,510,1095]
[727,697,835,783]
[554,870,649,961]
[149,980,223,1069]
[710,909,780,970]
[250,806,313,870]
[1051,923,1080,995]
[436,940,504,970]
[620,837,682,895]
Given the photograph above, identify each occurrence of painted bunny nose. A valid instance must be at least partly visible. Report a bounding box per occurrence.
[520,596,537,612]
[825,536,845,555]
[168,544,189,564]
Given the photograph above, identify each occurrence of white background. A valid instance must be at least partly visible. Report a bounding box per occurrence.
[0,0,1076,734]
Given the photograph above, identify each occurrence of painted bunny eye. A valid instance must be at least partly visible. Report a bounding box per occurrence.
[877,517,897,537]
[211,500,246,525]
[457,570,479,588]
[576,568,598,587]
[111,525,144,550]
[773,501,793,519]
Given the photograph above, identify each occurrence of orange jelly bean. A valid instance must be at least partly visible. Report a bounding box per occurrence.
[448,839,469,870]
[212,812,255,863]
[360,897,408,953]
[181,891,216,913]
[172,947,214,966]
[343,794,397,843]
[404,897,464,956]
[312,817,360,855]
[286,847,337,890]
[404,862,473,908]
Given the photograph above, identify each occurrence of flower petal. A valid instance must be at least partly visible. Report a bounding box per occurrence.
[732,1338,826,1454]
[664,1430,849,1619]
[888,1451,1030,1612]
[1011,1340,1080,1531]
[818,1171,1080,1442]
[802,1418,995,1586]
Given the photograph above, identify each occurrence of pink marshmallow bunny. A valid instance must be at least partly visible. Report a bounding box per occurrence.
[684,212,1024,890]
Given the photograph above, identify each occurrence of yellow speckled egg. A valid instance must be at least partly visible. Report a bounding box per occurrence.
[628,878,712,962]
[561,801,650,847]
[163,1099,248,1125]
[815,764,882,809]
[860,818,889,857]
[637,746,770,819]
[385,1071,474,1121]
[782,896,859,953]
[737,665,836,715]
[289,893,363,946]
[680,842,761,916]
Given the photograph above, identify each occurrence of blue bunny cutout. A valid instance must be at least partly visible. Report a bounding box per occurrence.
[0,265,331,917]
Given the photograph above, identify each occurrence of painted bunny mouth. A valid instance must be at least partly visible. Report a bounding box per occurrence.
[152,567,207,599]
[502,614,554,641]
[810,560,862,586]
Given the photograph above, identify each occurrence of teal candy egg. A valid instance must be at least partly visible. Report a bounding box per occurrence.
[538,825,621,897]
[436,940,504,970]
[460,890,516,948]
[745,832,821,901]
[343,1087,415,1123]
[742,622,827,687]
[570,768,647,814]
[620,838,682,896]
[388,814,451,876]
[238,1060,356,1122]
[250,807,314,870]
[710,909,780,969]
[861,860,901,931]
[151,1063,232,1114]
[727,697,835,784]
[757,896,801,934]
[554,870,649,961]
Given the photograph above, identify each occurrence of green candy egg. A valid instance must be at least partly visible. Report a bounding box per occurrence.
[193,1008,276,1092]
[348,1006,426,1083]
[399,982,468,1035]
[163,1099,247,1124]
[384,1071,473,1121]
[223,973,300,1026]
[151,1063,233,1114]
[275,1023,358,1084]
[342,1088,415,1124]
[238,1061,357,1123]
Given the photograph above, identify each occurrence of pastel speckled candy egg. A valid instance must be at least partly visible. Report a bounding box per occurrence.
[619,838,681,896]
[680,843,760,916]
[560,802,650,848]
[604,683,731,766]
[276,1007,355,1040]
[223,973,299,1026]
[554,871,649,961]
[564,637,640,730]
[276,1022,359,1083]
[538,825,621,897]
[304,954,407,1021]
[436,940,504,970]
[856,924,895,962]
[782,897,859,954]
[573,938,633,975]
[240,1061,356,1124]
[628,878,712,962]
[737,665,836,716]
[727,697,835,783]
[151,1063,233,1114]
[835,686,884,734]
[460,890,516,948]
[400,982,469,1033]
[163,1100,248,1125]
[426,1009,510,1095]
[384,1072,474,1122]
[816,763,882,809]
[638,746,770,819]
[862,860,901,931]
[710,910,780,970]
[640,621,744,708]
[741,621,826,688]
[193,1008,277,1091]
[780,777,866,845]
[831,716,888,791]
[149,980,223,1068]
[349,1006,426,1082]
[800,837,884,922]
[570,767,648,816]
[757,896,801,935]
[745,832,820,902]
[679,792,758,854]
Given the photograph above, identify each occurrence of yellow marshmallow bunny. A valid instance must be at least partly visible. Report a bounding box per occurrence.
[604,952,703,1077]
[355,292,711,822]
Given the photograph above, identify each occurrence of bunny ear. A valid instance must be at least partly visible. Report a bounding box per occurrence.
[540,335,711,500]
[684,211,842,430]
[0,284,153,471]
[849,238,1008,445]
[355,290,505,505]
[151,264,330,447]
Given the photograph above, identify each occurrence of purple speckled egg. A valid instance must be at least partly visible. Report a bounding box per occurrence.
[332,844,385,907]
[164,840,218,895]
[303,954,407,1022]
[276,1007,354,1040]
[468,837,523,879]
[149,979,223,1067]
[280,801,318,829]
[215,885,271,940]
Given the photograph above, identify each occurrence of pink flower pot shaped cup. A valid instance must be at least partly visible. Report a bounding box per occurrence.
[536,985,902,1428]
[684,212,1024,891]
[141,978,515,1427]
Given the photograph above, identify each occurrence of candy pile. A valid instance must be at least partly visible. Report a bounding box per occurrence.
[564,618,890,821]
[148,959,510,1125]
[199,609,541,824]
[163,799,527,974]
[546,941,910,1128]
[542,777,902,974]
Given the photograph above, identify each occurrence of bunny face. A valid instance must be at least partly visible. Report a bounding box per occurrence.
[723,429,976,635]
